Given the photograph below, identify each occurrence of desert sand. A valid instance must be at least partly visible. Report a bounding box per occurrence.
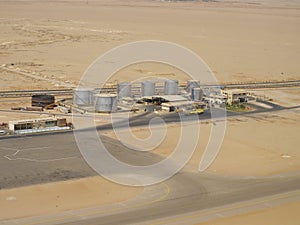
[0,0,300,87]
[200,200,300,225]
[0,176,142,220]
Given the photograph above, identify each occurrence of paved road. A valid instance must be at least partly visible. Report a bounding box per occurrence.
[0,131,166,189]
[59,173,300,225]
[95,100,299,132]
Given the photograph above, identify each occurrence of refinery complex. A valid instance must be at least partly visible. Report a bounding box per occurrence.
[1,76,295,136]
[73,79,215,113]
[1,76,298,137]
[0,78,255,135]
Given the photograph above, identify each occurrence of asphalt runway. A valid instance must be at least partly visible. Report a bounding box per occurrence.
[0,131,166,189]
[59,173,300,225]
[0,102,300,224]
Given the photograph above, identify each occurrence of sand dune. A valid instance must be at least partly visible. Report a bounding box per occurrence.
[0,0,299,87]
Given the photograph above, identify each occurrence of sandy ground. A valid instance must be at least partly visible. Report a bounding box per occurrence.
[0,0,300,87]
[0,176,142,220]
[250,88,300,107]
[200,200,300,225]
[207,111,300,176]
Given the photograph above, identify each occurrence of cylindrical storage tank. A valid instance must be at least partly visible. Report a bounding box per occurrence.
[90,90,96,105]
[117,82,132,99]
[94,94,118,113]
[192,88,203,100]
[90,89,100,105]
[141,81,155,97]
[32,95,55,108]
[187,80,200,94]
[164,80,178,95]
[73,88,94,106]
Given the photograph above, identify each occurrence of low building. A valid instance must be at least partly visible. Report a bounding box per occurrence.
[139,95,193,112]
[161,101,194,112]
[221,89,248,105]
[9,117,70,134]
[141,95,188,104]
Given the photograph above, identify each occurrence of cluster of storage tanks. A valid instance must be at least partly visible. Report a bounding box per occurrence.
[73,79,203,113]
[117,80,179,98]
[73,88,118,113]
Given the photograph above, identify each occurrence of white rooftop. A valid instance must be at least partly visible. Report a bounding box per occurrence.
[222,89,248,95]
[161,101,194,107]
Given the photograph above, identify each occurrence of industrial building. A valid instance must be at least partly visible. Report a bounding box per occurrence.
[161,101,194,112]
[140,95,193,112]
[221,89,248,105]
[9,117,70,134]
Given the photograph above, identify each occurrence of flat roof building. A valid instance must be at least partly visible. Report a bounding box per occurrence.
[9,117,69,134]
[161,101,194,112]
[141,95,188,103]
[222,89,248,105]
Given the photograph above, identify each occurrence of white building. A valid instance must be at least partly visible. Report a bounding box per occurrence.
[221,89,248,105]
[9,117,70,134]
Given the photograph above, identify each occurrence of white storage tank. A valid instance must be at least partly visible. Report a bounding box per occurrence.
[164,80,178,95]
[94,94,118,113]
[117,82,132,99]
[192,88,203,100]
[187,80,200,94]
[90,89,99,105]
[73,88,94,106]
[141,81,155,97]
